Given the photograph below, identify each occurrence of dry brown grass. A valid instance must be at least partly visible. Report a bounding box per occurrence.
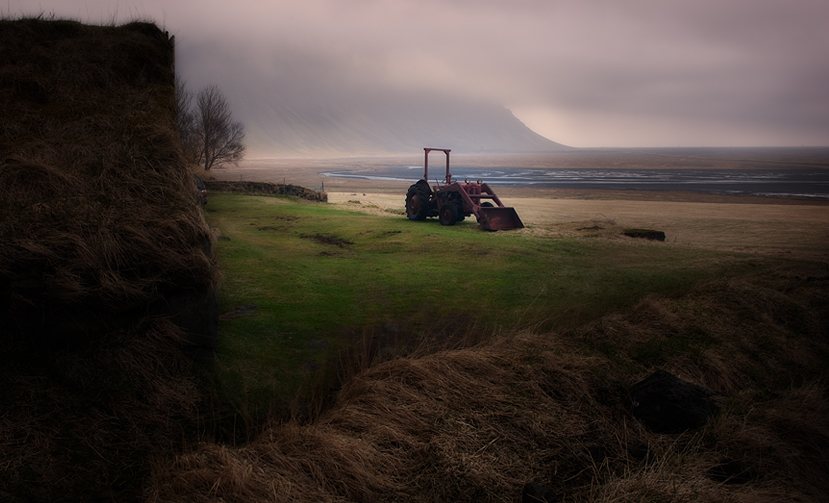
[327,192,829,261]
[0,18,216,501]
[152,264,828,502]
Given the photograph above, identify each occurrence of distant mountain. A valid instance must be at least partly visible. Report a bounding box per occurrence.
[234,88,569,157]
[176,41,569,157]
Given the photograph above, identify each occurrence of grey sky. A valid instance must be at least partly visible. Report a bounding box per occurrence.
[7,0,829,147]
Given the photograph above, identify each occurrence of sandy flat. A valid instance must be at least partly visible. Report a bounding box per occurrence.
[328,191,829,261]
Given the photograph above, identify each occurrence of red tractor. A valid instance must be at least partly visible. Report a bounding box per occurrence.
[405,148,524,231]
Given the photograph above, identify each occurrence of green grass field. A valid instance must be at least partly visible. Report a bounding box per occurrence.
[205,193,753,419]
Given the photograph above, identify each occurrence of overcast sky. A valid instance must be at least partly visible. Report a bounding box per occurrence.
[7,0,829,147]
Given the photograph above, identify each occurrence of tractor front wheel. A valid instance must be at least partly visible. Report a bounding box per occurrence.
[439,204,458,226]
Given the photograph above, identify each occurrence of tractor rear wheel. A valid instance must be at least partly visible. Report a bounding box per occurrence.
[439,204,458,226]
[405,181,431,220]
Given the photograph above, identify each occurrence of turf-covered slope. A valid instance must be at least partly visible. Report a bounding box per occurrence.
[153,267,828,502]
[0,19,216,501]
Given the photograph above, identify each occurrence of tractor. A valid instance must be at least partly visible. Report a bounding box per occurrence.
[404,147,524,231]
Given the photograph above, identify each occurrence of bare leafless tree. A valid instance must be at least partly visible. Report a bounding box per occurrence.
[193,85,245,171]
[176,81,245,170]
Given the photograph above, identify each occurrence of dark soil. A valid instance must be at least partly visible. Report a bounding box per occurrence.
[300,233,354,248]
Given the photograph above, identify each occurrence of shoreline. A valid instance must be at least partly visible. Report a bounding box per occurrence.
[208,159,829,261]
[212,165,829,206]
[210,157,829,206]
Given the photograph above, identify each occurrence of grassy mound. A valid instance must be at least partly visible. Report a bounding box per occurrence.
[205,180,328,201]
[203,193,746,426]
[151,265,828,501]
[0,19,216,501]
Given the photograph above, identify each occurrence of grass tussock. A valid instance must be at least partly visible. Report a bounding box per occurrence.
[152,265,828,502]
[0,19,216,501]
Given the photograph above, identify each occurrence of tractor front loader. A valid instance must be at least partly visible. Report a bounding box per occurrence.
[405,148,524,231]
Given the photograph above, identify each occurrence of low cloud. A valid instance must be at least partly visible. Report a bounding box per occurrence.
[8,0,829,146]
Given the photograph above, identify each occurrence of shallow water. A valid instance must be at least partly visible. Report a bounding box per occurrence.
[323,165,829,199]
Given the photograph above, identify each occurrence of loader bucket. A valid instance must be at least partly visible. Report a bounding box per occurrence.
[477,206,524,231]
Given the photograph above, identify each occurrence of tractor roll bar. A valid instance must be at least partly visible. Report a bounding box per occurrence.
[423,147,451,184]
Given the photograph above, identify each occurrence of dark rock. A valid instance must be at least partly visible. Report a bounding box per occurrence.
[630,370,718,433]
[705,458,758,485]
[623,229,666,241]
[522,482,558,503]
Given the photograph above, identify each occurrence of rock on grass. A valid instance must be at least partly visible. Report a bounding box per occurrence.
[623,229,666,241]
[630,370,718,433]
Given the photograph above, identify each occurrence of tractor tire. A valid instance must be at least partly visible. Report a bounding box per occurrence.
[481,201,494,208]
[405,181,431,221]
[439,204,458,226]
